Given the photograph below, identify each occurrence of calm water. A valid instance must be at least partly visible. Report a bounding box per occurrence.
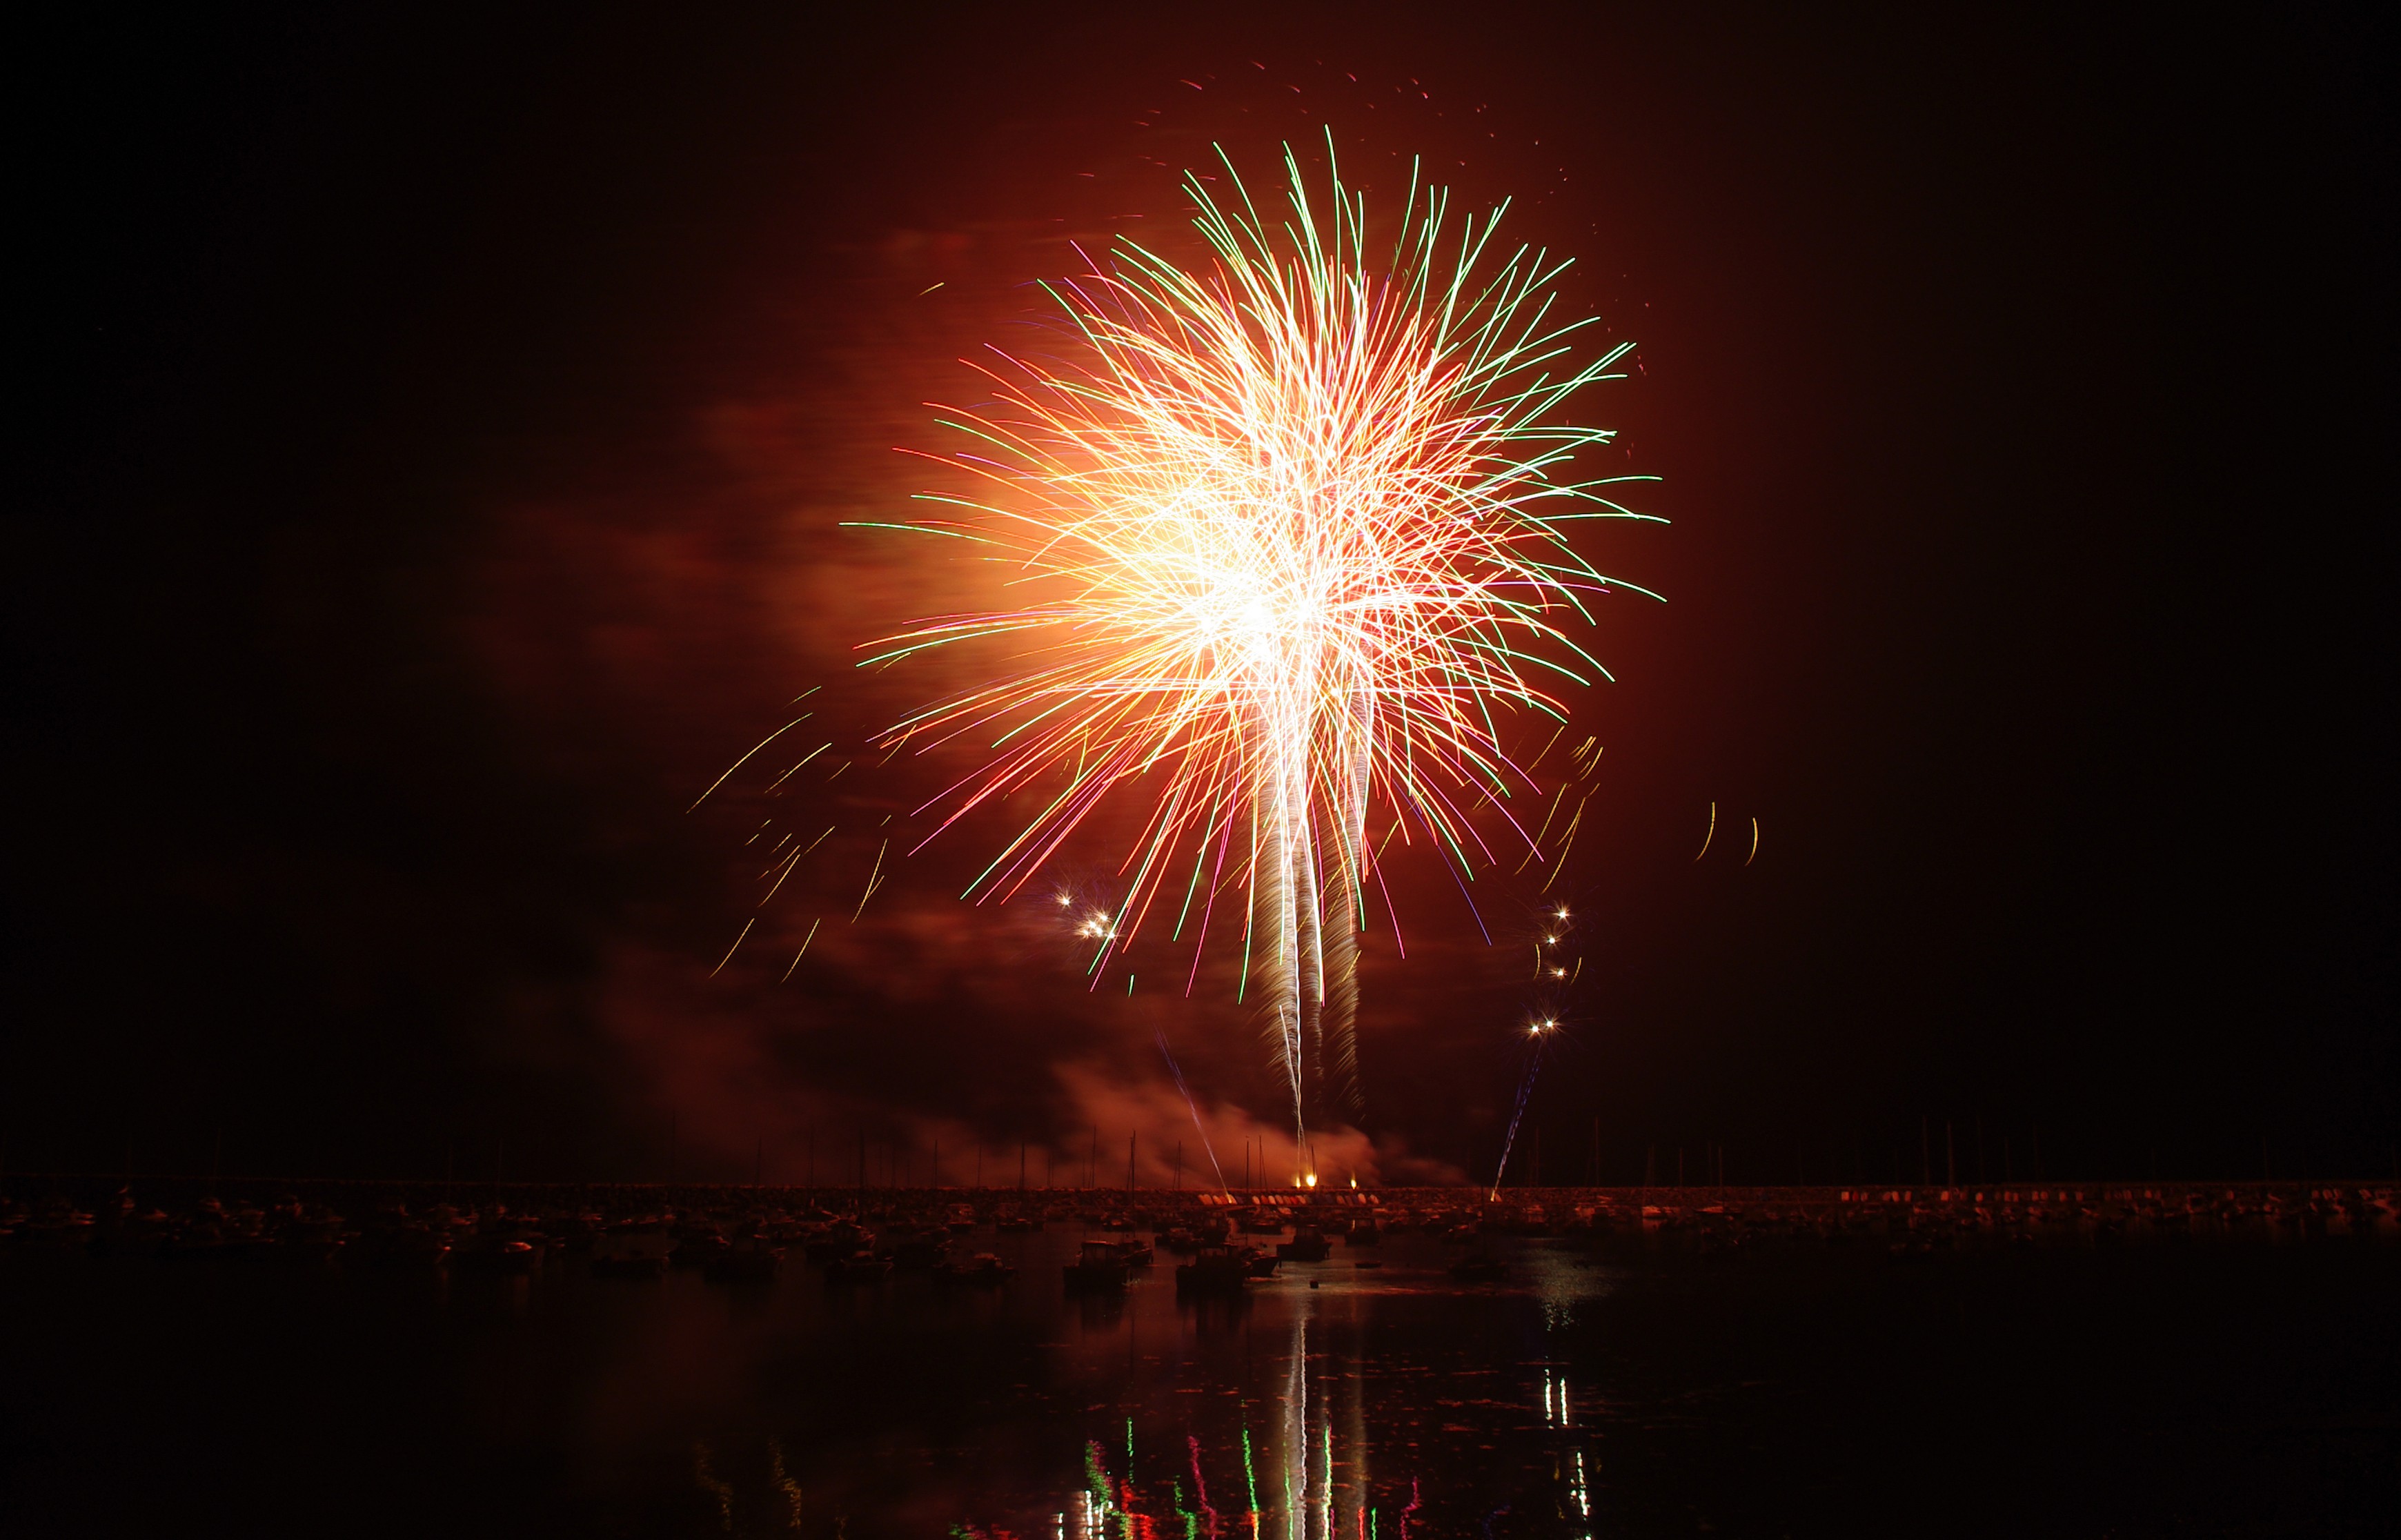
[3,1225,2394,1537]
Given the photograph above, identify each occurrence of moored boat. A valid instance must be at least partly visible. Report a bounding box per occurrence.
[823,1248,893,1285]
[1176,1243,1276,1294]
[1063,1239,1130,1292]
[1276,1227,1332,1262]
[933,1251,1014,1287]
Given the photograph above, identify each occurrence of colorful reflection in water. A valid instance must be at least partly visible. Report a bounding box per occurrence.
[995,1314,1590,1540]
[662,1250,1612,1537]
[6,1209,2394,1536]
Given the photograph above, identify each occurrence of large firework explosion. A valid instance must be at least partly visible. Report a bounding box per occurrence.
[855,137,1656,1169]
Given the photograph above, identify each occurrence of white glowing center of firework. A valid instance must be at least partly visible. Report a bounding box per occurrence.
[1187,580,1310,669]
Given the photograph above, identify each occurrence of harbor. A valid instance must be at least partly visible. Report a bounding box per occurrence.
[6,1174,2393,1536]
[10,1176,2397,1269]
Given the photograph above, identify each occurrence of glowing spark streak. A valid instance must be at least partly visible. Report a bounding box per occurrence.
[688,698,816,811]
[1183,812,1241,996]
[710,918,754,977]
[767,742,830,789]
[1516,783,1572,873]
[1746,816,1760,865]
[1156,1025,1230,1192]
[853,840,887,921]
[1542,790,1596,892]
[1694,800,1716,860]
[1488,1040,1546,1199]
[758,845,808,907]
[780,918,822,982]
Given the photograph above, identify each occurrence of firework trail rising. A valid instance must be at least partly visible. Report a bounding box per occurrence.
[856,135,1655,1161]
[1489,1019,1557,1199]
[1154,1023,1229,1192]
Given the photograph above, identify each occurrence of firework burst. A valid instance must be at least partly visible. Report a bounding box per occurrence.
[854,137,1657,1163]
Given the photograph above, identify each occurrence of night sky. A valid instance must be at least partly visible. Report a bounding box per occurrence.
[14,6,2394,1189]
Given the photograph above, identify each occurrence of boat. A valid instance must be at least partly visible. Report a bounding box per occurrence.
[1176,1243,1276,1294]
[1276,1227,1332,1262]
[933,1252,1015,1287]
[589,1227,672,1279]
[802,1220,873,1262]
[823,1248,893,1285]
[459,1236,546,1273]
[357,1222,451,1270]
[890,1233,947,1270]
[1063,1240,1130,1292]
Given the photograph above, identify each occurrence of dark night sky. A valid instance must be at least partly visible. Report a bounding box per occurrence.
[13,4,2395,1187]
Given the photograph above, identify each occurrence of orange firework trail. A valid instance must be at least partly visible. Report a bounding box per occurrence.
[853,137,1659,1160]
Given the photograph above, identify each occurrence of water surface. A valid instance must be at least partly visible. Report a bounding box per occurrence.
[4,1217,2393,1536]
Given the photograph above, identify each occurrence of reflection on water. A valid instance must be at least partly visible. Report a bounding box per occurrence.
[605,1232,1622,1537]
[3,1218,2396,1537]
[569,1230,1632,1528]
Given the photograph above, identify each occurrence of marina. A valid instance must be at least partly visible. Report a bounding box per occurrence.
[4,1177,2394,1535]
